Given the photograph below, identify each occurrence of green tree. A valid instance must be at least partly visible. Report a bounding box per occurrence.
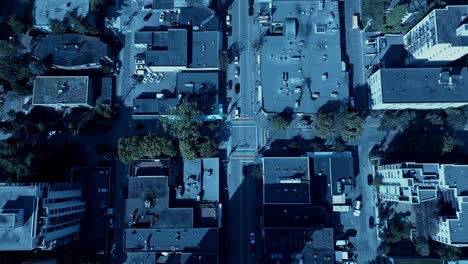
[341,110,365,141]
[49,19,68,35]
[442,133,463,154]
[179,139,198,160]
[90,0,106,12]
[361,0,387,30]
[8,15,30,34]
[425,112,444,126]
[433,243,462,261]
[0,40,17,57]
[385,4,408,31]
[271,113,292,130]
[315,112,335,138]
[377,241,391,256]
[198,137,217,158]
[445,107,466,130]
[379,110,416,131]
[117,134,177,163]
[414,238,430,256]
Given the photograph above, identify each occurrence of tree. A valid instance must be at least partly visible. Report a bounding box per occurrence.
[271,113,292,130]
[361,0,387,30]
[117,134,177,163]
[382,214,412,243]
[442,133,463,154]
[8,15,30,34]
[385,4,408,32]
[433,243,462,261]
[28,60,48,76]
[49,19,68,35]
[425,112,444,126]
[377,241,391,256]
[413,200,439,239]
[414,238,430,256]
[379,110,416,131]
[0,40,17,57]
[90,0,106,12]
[445,107,466,130]
[341,110,365,141]
[315,112,335,138]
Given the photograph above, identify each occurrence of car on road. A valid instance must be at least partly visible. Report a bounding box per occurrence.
[226,26,232,36]
[98,188,108,193]
[156,72,164,83]
[250,232,256,244]
[149,73,157,83]
[234,67,239,78]
[159,12,165,22]
[353,200,362,216]
[143,12,152,21]
[109,218,114,228]
[234,107,240,119]
[369,216,375,229]
[226,14,231,26]
[227,80,232,91]
[367,174,373,185]
[234,83,240,93]
[115,60,122,71]
[234,54,239,65]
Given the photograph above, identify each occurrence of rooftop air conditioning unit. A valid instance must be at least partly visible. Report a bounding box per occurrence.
[144,200,151,208]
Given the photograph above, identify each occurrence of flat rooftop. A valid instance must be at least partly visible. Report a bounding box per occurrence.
[434,6,468,46]
[263,157,311,204]
[263,204,333,227]
[263,228,335,264]
[177,71,219,115]
[131,159,171,177]
[0,185,38,250]
[190,31,220,68]
[261,0,348,114]
[144,29,188,67]
[177,158,219,202]
[377,68,468,104]
[125,176,193,228]
[124,228,218,253]
[443,165,468,196]
[33,76,90,106]
[179,7,219,31]
[33,0,89,28]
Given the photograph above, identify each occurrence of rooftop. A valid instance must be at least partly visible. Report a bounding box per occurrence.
[263,204,333,227]
[176,71,219,115]
[434,6,468,46]
[263,228,335,264]
[33,0,89,29]
[443,165,468,196]
[260,0,348,114]
[177,158,219,202]
[143,29,188,67]
[32,34,109,69]
[0,185,38,250]
[32,76,91,106]
[179,7,219,31]
[131,159,171,177]
[124,228,218,253]
[190,31,220,68]
[125,176,193,228]
[377,68,468,104]
[263,157,311,204]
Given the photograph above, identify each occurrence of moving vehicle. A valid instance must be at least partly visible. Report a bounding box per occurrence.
[369,216,375,229]
[353,200,362,216]
[234,55,239,65]
[234,107,240,119]
[250,232,256,244]
[143,12,152,21]
[156,73,164,83]
[367,174,373,185]
[234,67,239,78]
[226,14,231,26]
[352,14,360,29]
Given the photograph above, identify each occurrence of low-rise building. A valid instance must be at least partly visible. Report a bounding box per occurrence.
[176,158,219,202]
[33,0,89,31]
[368,67,468,110]
[32,76,94,108]
[403,5,468,64]
[32,34,111,70]
[0,182,85,251]
[376,162,468,247]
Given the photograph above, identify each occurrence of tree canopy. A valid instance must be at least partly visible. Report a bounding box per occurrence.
[271,113,292,131]
[118,134,177,163]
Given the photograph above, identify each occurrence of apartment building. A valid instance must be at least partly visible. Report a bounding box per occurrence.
[368,67,468,110]
[375,163,468,247]
[0,183,85,251]
[403,5,468,63]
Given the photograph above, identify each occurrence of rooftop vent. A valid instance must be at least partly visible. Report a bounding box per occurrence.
[456,24,468,37]
[144,200,151,208]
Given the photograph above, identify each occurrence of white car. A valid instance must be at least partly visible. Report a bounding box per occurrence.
[234,67,239,78]
[226,14,231,26]
[142,73,151,83]
[149,73,157,83]
[353,200,362,216]
[159,12,165,22]
[234,55,239,65]
[98,188,108,193]
[156,72,164,83]
[135,59,145,65]
[250,232,256,244]
[234,107,240,119]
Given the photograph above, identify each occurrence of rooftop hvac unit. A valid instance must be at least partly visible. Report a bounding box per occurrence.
[144,200,151,208]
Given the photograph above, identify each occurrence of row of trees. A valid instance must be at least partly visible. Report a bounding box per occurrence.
[314,104,365,141]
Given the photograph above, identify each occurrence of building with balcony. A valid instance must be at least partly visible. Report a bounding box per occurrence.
[376,162,468,247]
[403,5,468,64]
[0,182,85,251]
[368,67,468,110]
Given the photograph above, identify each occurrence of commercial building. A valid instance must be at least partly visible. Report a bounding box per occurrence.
[259,0,348,114]
[32,76,94,108]
[176,158,219,202]
[376,162,468,247]
[403,5,468,64]
[33,0,89,31]
[31,34,111,70]
[368,67,468,110]
[0,183,85,251]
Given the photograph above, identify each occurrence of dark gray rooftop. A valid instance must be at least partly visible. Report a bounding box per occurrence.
[133,98,178,117]
[177,158,219,202]
[263,204,332,227]
[263,228,335,264]
[176,71,219,115]
[125,176,193,228]
[190,31,220,68]
[124,228,218,253]
[33,76,91,106]
[260,0,348,114]
[126,252,156,264]
[263,157,311,204]
[449,202,468,244]
[179,7,219,31]
[32,34,109,68]
[443,165,468,196]
[144,29,188,67]
[33,0,89,29]
[131,159,171,177]
[152,0,174,9]
[434,6,468,46]
[379,68,468,104]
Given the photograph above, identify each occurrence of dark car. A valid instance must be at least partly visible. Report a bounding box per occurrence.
[369,217,375,229]
[227,80,232,91]
[143,12,153,21]
[235,83,240,94]
[115,60,122,71]
[367,174,373,185]
[226,26,232,36]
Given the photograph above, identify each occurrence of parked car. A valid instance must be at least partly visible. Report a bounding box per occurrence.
[226,14,231,26]
[234,67,239,78]
[226,26,232,36]
[143,12,152,21]
[227,80,232,91]
[353,200,362,216]
[159,12,165,22]
[369,216,375,229]
[234,107,240,119]
[149,73,157,83]
[234,83,240,94]
[135,59,145,65]
[98,188,108,193]
[234,55,239,65]
[156,72,164,83]
[115,60,122,71]
[250,232,256,244]
[142,73,151,83]
[367,174,373,185]
[109,218,114,228]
